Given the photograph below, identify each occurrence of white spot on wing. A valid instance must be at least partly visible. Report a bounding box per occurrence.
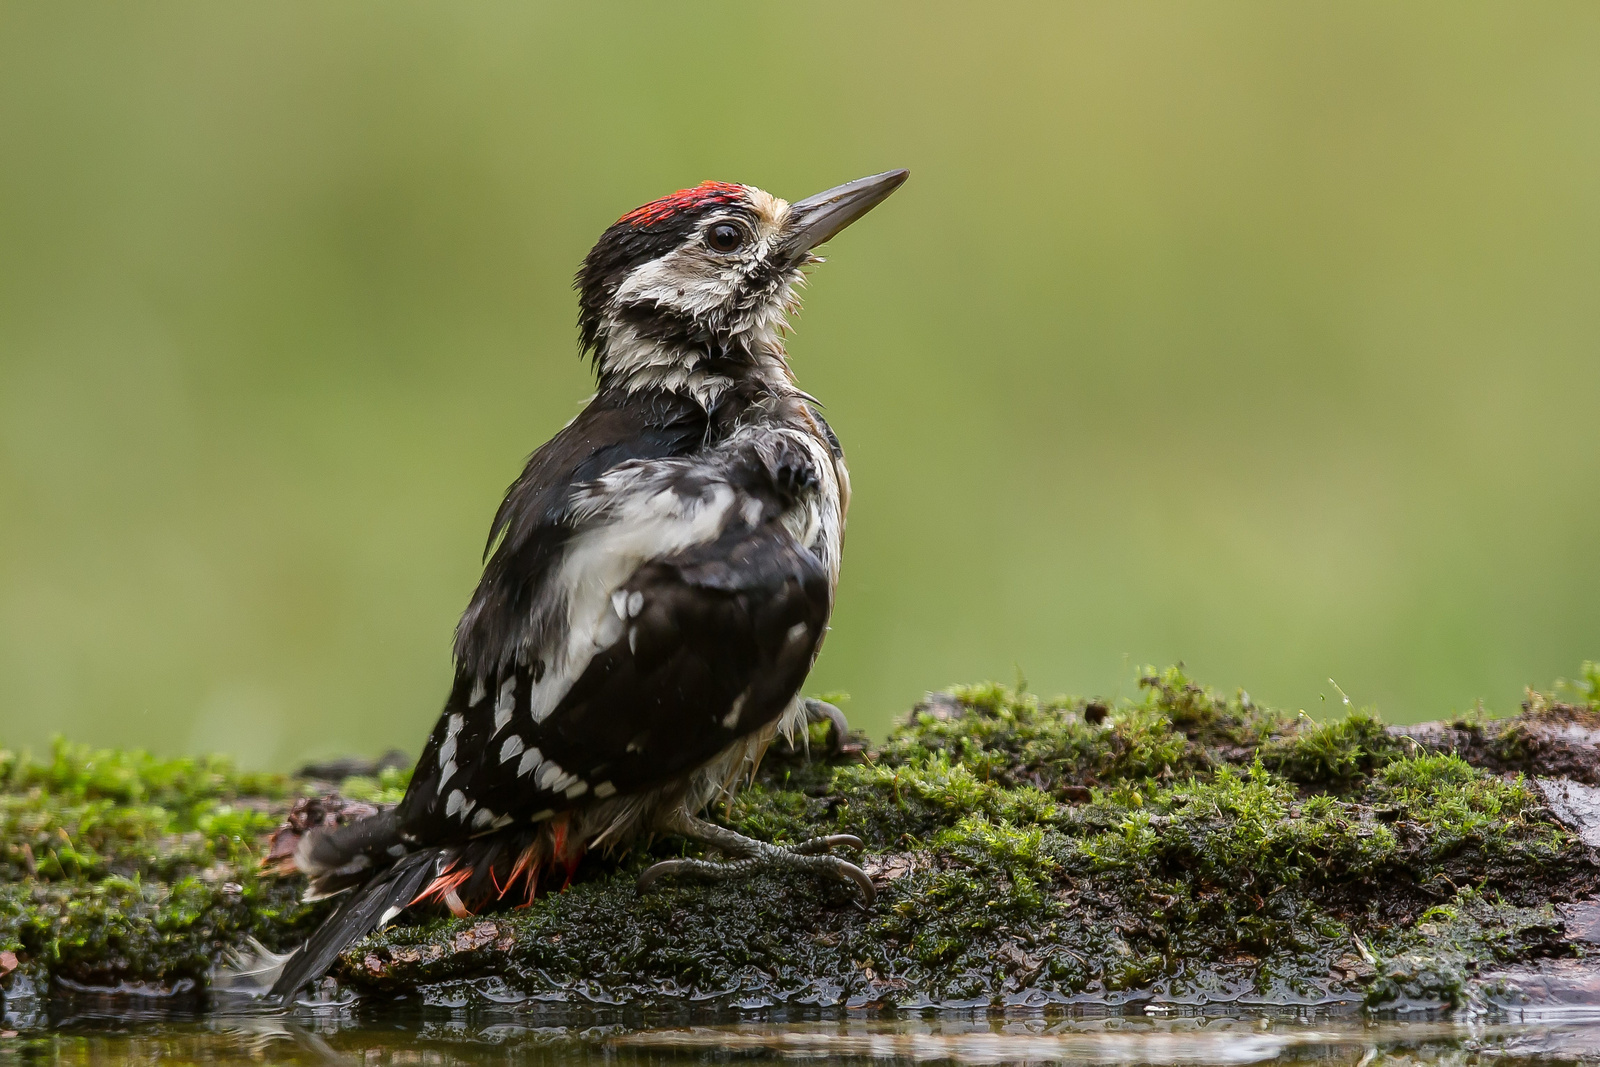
[445,789,474,820]
[490,813,514,830]
[564,780,589,799]
[594,780,617,799]
[535,761,566,791]
[437,759,457,792]
[379,905,403,926]
[468,679,487,707]
[530,809,554,822]
[518,746,543,777]
[741,496,763,527]
[438,712,463,772]
[534,760,579,794]
[785,622,810,646]
[471,807,496,830]
[626,591,644,617]
[611,589,630,618]
[494,675,517,733]
[500,735,524,763]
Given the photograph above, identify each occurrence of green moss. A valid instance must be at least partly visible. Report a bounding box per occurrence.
[0,739,321,992]
[868,668,1290,801]
[1363,887,1570,1010]
[341,665,1599,1011]
[6,661,1599,1015]
[1260,710,1403,792]
[1368,755,1572,896]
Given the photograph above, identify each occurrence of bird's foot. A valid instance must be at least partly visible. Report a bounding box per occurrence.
[803,697,850,757]
[774,697,851,759]
[637,812,875,905]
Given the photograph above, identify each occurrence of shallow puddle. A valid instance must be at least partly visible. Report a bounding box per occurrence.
[8,1009,1600,1065]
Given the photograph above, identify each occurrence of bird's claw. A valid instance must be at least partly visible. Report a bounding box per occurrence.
[789,833,864,856]
[803,698,850,757]
[637,834,874,905]
[634,858,701,896]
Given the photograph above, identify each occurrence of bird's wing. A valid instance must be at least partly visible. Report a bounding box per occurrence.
[452,388,710,680]
[396,430,832,842]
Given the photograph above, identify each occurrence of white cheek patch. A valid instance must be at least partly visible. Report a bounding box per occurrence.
[611,202,788,324]
[615,251,737,318]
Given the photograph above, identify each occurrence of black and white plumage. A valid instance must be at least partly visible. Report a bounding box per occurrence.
[266,169,908,1003]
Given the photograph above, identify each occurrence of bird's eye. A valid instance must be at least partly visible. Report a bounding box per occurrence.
[706,223,744,253]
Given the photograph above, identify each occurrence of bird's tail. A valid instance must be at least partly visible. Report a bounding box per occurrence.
[267,846,440,1006]
[265,811,587,1004]
[277,807,405,901]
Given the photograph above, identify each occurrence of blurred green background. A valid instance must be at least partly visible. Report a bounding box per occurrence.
[2,4,1597,769]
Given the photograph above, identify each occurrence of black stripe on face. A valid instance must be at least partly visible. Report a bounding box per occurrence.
[577,222,691,353]
[609,300,711,354]
[601,298,782,388]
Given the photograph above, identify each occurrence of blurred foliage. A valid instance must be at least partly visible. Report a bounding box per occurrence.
[1,4,1598,766]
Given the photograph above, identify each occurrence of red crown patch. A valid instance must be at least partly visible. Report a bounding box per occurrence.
[620,181,746,228]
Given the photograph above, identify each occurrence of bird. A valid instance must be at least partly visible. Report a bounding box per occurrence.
[264,168,909,1003]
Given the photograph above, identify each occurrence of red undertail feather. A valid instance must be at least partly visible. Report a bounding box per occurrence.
[549,815,583,890]
[504,842,541,907]
[411,815,588,917]
[415,865,474,918]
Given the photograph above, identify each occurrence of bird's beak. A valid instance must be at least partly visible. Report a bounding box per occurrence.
[781,169,909,265]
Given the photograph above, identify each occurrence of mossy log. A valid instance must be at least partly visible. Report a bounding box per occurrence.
[5,663,1600,1020]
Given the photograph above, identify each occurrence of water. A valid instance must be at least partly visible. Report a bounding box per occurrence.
[9,1008,1600,1065]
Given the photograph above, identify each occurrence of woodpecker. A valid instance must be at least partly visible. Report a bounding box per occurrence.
[266,169,909,1002]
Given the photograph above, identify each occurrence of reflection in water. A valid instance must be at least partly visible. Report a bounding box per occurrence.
[7,1012,1600,1065]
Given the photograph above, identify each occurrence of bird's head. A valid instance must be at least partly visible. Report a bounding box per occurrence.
[576,169,907,401]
